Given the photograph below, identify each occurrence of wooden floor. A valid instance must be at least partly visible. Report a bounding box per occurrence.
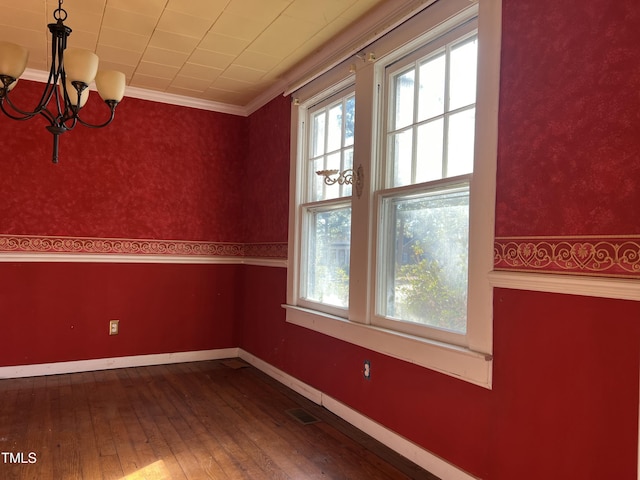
[0,359,437,480]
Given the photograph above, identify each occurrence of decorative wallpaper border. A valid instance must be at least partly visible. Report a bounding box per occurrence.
[494,236,640,277]
[0,235,287,260]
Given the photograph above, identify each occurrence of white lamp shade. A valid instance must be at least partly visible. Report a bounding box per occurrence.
[95,70,126,102]
[0,41,29,79]
[63,48,98,85]
[59,79,89,108]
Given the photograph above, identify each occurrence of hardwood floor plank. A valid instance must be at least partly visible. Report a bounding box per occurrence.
[70,372,103,480]
[0,360,436,480]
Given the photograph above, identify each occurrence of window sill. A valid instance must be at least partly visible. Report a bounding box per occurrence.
[283,304,492,388]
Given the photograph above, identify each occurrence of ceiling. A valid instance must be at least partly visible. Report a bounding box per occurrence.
[0,0,390,112]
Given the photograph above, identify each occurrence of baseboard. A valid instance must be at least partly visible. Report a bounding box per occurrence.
[0,348,239,379]
[238,349,479,480]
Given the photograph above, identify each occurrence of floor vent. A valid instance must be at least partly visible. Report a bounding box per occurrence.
[221,359,250,370]
[286,408,321,425]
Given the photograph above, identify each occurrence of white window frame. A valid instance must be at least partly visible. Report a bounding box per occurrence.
[285,0,500,388]
[297,86,356,317]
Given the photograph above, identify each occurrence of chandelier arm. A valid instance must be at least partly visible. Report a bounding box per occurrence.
[60,113,78,131]
[0,85,56,122]
[18,24,66,119]
[74,101,118,129]
[0,99,39,121]
[34,39,62,114]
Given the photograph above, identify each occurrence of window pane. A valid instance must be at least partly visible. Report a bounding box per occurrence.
[327,103,343,152]
[449,37,478,111]
[343,147,353,197]
[305,206,351,308]
[446,108,475,177]
[345,96,355,147]
[418,53,445,121]
[393,69,415,130]
[416,119,444,183]
[311,111,326,157]
[390,129,413,187]
[311,158,324,201]
[308,94,355,202]
[379,187,469,333]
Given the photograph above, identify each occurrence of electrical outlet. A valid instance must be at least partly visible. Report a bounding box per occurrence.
[109,320,119,335]
[363,360,371,380]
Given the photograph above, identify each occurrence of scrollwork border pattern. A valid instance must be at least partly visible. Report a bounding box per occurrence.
[0,235,288,259]
[494,236,640,277]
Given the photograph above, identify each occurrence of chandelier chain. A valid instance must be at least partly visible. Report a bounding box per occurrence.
[53,0,67,22]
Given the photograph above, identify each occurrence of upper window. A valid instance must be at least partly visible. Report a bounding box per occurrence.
[286,0,499,387]
[374,27,477,344]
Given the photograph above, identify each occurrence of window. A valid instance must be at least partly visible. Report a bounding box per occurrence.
[300,90,355,315]
[286,0,500,387]
[374,28,477,345]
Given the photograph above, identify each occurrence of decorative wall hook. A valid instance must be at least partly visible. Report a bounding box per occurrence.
[316,164,364,198]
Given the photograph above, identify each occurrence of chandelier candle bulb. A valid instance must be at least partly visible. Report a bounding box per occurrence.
[96,71,126,102]
[0,41,28,80]
[63,48,99,85]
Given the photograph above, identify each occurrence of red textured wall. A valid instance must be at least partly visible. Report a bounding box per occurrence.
[0,262,241,366]
[496,0,640,237]
[243,94,291,243]
[0,80,247,241]
[490,288,640,479]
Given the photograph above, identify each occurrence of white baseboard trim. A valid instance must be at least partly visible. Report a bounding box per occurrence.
[238,349,479,480]
[0,348,240,379]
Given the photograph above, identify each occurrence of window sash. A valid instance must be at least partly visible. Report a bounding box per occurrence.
[298,199,351,316]
[384,29,478,189]
[305,92,355,203]
[373,177,471,346]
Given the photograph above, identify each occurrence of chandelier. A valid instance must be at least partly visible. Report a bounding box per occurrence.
[0,0,125,163]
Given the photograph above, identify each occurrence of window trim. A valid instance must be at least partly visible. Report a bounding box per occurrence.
[285,0,500,388]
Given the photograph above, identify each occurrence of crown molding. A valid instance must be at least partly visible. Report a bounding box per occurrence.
[124,85,247,116]
[21,69,248,117]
